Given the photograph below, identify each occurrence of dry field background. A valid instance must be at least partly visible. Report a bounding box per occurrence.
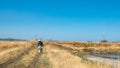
[0,41,51,68]
[0,41,119,68]
[54,42,120,54]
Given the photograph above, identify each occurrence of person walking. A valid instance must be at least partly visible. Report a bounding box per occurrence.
[37,40,43,54]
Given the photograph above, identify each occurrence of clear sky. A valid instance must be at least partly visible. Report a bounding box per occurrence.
[0,0,120,41]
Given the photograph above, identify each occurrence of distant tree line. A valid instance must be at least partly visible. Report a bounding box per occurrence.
[100,39,108,42]
[0,38,26,41]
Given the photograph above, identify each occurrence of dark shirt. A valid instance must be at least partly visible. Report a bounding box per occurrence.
[38,41,43,46]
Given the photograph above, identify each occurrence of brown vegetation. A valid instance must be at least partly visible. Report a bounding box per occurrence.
[0,40,119,68]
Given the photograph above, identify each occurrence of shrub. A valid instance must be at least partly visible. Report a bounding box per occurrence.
[100,40,108,43]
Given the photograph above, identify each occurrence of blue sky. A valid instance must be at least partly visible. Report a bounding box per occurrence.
[0,0,120,41]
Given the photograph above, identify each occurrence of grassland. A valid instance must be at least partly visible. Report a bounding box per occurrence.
[0,41,120,68]
[0,41,51,68]
[55,42,120,54]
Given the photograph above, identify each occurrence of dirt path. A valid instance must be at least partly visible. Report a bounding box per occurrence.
[27,53,41,68]
[44,44,88,68]
[84,55,120,68]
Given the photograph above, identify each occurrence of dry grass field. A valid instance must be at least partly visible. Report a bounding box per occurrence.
[0,40,119,68]
[55,42,120,54]
[0,41,51,68]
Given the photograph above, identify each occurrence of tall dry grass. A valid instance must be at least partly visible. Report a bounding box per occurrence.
[0,41,34,67]
[0,41,118,68]
[0,41,31,51]
[53,42,120,54]
[7,49,38,68]
[44,44,112,68]
[59,42,120,47]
